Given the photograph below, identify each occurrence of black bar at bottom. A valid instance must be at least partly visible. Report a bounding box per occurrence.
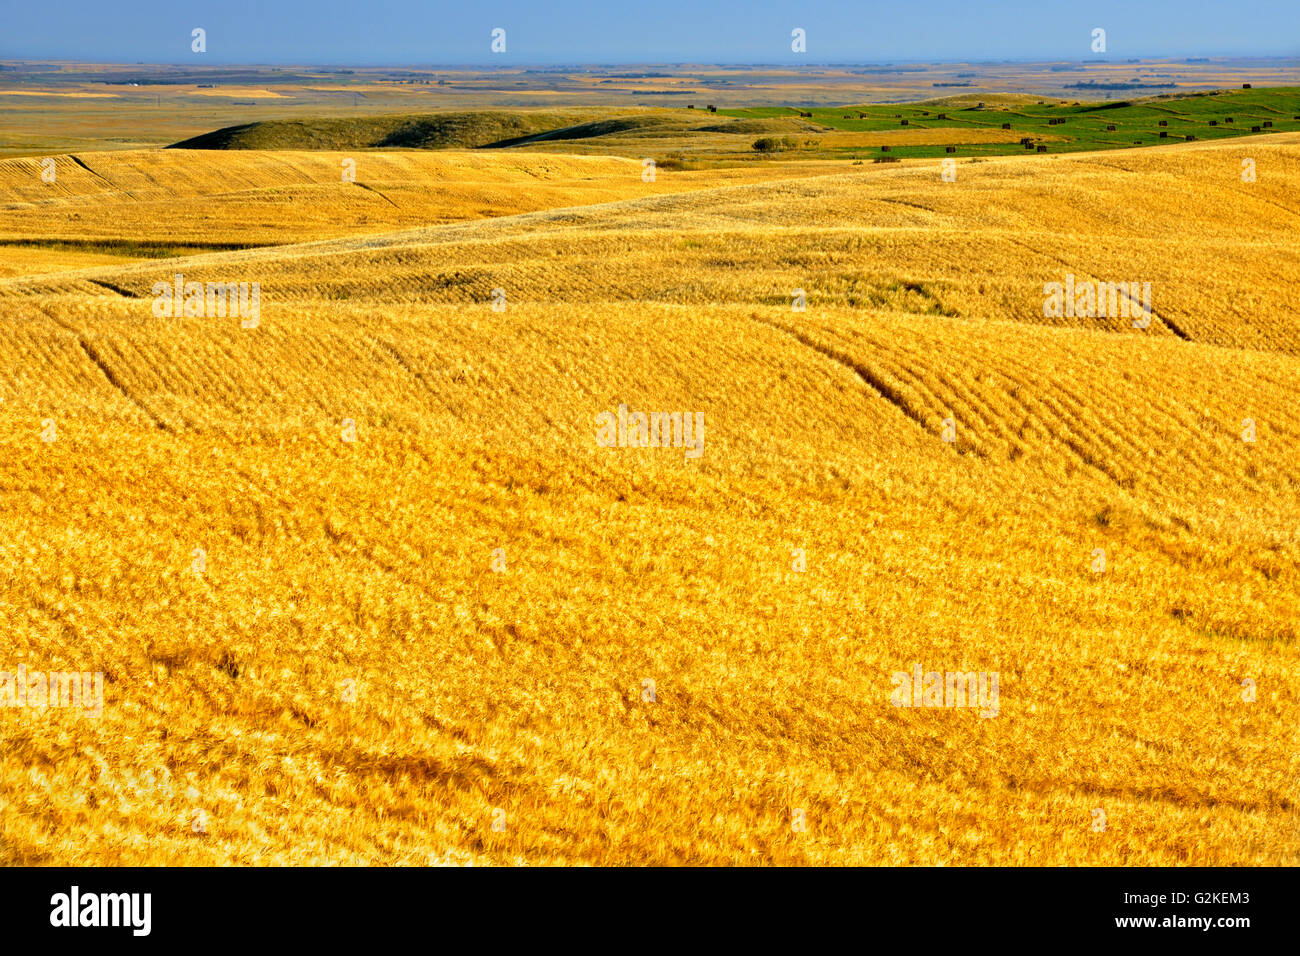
[0,866,1283,944]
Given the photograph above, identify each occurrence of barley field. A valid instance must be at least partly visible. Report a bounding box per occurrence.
[1,129,1297,865]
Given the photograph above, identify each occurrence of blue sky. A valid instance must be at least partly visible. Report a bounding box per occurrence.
[2,1,1298,64]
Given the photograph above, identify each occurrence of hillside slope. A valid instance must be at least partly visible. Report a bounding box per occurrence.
[166,110,608,150]
[0,148,839,269]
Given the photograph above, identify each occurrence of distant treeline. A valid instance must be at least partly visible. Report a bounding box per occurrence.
[851,67,929,74]
[1065,81,1178,90]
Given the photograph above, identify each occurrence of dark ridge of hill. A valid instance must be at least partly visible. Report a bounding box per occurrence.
[485,115,694,147]
[167,110,838,153]
[167,111,619,150]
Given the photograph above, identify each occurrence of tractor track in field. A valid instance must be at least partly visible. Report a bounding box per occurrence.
[999,234,1194,342]
[75,335,174,433]
[30,300,175,433]
[746,311,986,458]
[68,155,140,202]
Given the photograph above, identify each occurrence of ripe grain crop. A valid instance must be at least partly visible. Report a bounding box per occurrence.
[0,135,1297,865]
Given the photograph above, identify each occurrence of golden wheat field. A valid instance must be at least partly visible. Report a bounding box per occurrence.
[1,132,1298,866]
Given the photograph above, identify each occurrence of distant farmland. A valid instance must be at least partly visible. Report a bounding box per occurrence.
[720,87,1300,158]
[156,88,1300,164]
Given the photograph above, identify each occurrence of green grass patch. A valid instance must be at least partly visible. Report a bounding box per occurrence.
[718,87,1300,158]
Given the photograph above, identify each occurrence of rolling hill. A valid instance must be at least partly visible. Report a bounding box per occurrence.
[1,134,1297,865]
[0,148,837,263]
